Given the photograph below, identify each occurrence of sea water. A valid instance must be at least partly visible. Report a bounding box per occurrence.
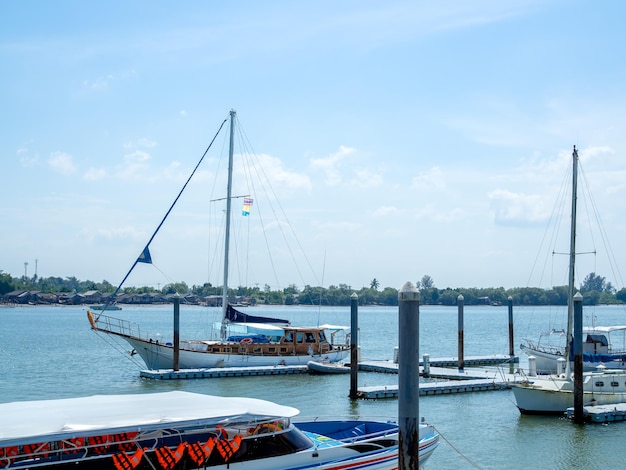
[2,303,626,469]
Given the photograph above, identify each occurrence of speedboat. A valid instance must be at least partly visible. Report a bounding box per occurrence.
[0,391,439,469]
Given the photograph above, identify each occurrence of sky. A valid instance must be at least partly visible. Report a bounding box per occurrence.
[2,0,626,292]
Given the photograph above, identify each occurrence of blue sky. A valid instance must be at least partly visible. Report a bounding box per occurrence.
[2,1,626,291]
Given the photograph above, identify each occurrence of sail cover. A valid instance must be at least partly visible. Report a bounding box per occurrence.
[226,305,289,326]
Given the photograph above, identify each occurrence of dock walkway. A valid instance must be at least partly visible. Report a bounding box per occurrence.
[140,354,521,399]
[566,403,626,423]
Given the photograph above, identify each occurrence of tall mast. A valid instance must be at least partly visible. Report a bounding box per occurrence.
[565,145,579,375]
[221,109,236,338]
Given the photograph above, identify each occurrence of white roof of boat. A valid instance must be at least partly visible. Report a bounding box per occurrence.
[235,322,285,331]
[319,324,350,332]
[582,325,626,333]
[0,391,299,444]
[218,321,285,332]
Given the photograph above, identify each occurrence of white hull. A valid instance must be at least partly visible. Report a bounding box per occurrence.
[519,343,565,374]
[203,425,439,469]
[307,360,351,374]
[512,370,626,414]
[125,336,349,370]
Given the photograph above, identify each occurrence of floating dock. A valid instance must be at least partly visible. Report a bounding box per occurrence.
[356,367,521,399]
[140,364,308,380]
[140,354,518,388]
[358,355,516,374]
[566,403,626,423]
[357,379,512,399]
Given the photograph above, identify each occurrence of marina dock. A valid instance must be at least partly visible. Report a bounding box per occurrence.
[566,403,626,423]
[140,364,309,379]
[358,354,516,373]
[357,378,512,399]
[140,354,522,399]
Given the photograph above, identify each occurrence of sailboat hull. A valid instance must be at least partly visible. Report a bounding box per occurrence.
[125,336,350,370]
[513,371,626,414]
[87,312,350,370]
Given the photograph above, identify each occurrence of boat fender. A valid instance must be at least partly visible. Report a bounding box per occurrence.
[240,337,253,344]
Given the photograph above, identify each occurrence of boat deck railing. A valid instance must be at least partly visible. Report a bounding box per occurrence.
[92,313,144,339]
[521,339,564,356]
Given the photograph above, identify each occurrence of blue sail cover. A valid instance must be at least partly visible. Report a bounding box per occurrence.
[226,304,289,325]
[568,346,626,364]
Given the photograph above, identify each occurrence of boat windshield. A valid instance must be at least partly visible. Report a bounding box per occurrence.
[207,427,313,465]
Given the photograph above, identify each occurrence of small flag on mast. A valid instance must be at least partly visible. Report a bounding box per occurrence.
[137,246,152,264]
[242,197,253,216]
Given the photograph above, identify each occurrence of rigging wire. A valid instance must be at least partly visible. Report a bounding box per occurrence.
[578,159,625,290]
[432,425,483,469]
[231,113,321,292]
[101,117,229,316]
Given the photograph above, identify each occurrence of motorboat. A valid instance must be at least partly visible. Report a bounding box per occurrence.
[0,391,439,469]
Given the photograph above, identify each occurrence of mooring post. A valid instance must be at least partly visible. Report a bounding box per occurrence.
[573,292,584,424]
[398,281,420,469]
[457,294,464,372]
[508,296,514,357]
[173,294,180,371]
[422,354,430,377]
[349,292,359,399]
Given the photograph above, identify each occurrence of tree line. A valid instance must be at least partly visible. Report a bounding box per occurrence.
[2,270,625,307]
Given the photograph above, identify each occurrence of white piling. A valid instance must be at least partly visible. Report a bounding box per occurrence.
[528,355,536,377]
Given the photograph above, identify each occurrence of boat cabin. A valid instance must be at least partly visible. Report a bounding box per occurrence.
[209,326,343,356]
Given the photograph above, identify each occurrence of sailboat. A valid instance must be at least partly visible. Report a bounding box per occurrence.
[87,110,350,370]
[512,146,626,414]
[519,146,626,374]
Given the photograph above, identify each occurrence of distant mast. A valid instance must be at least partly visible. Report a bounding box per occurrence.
[221,109,236,339]
[565,145,579,375]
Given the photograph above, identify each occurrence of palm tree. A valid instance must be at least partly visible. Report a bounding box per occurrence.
[370,278,380,290]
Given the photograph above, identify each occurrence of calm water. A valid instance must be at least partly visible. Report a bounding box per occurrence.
[2,303,626,469]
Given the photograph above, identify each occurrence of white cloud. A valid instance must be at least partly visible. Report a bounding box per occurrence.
[411,166,446,191]
[118,150,151,180]
[48,152,76,175]
[309,146,356,186]
[80,69,137,93]
[84,167,107,181]
[81,225,147,242]
[373,205,399,217]
[123,138,157,149]
[238,153,312,192]
[488,189,548,226]
[349,168,383,188]
[18,149,39,168]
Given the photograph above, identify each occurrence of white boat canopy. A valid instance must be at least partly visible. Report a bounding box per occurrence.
[0,391,299,444]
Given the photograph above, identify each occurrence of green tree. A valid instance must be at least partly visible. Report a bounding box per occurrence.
[581,272,606,292]
[0,271,14,295]
[370,278,380,290]
[162,282,189,294]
